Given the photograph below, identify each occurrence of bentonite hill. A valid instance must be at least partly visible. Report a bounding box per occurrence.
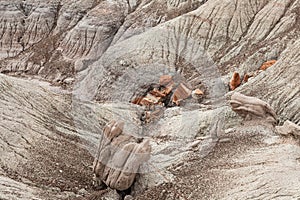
[0,0,299,199]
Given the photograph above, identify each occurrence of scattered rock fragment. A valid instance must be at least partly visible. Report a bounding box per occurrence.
[131,97,143,105]
[240,60,276,85]
[230,92,278,125]
[276,120,300,137]
[141,93,161,105]
[192,88,204,100]
[93,121,151,191]
[149,88,166,98]
[242,74,250,83]
[171,83,192,105]
[159,75,173,86]
[159,75,174,96]
[163,84,174,96]
[229,72,241,90]
[260,60,276,70]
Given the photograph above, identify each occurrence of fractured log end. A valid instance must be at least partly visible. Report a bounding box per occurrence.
[230,92,278,126]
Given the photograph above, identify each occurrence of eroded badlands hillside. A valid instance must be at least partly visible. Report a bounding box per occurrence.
[0,0,299,199]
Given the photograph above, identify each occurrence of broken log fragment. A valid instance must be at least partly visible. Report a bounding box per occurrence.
[149,88,166,98]
[159,75,173,86]
[131,97,143,105]
[192,88,204,100]
[93,121,151,191]
[229,72,241,91]
[230,92,278,125]
[163,84,173,96]
[260,60,276,70]
[242,74,250,83]
[143,93,161,104]
[171,83,192,105]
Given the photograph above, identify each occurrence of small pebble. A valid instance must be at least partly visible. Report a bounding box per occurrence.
[124,195,134,200]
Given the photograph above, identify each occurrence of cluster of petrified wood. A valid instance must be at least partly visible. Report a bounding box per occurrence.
[92,90,298,193]
[229,60,276,90]
[131,75,204,107]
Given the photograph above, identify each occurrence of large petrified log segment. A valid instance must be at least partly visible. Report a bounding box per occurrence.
[230,92,278,125]
[93,121,151,191]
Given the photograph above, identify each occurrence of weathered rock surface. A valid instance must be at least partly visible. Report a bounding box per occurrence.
[0,0,299,199]
[134,124,300,200]
[0,74,94,199]
[0,74,143,199]
[0,0,205,83]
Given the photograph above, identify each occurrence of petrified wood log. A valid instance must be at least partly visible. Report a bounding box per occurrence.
[93,121,151,191]
[230,92,278,125]
[229,72,241,91]
[260,60,276,70]
[171,83,192,105]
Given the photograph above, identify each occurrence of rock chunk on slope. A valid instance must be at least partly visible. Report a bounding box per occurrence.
[230,92,278,125]
[276,120,300,137]
[93,121,151,191]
